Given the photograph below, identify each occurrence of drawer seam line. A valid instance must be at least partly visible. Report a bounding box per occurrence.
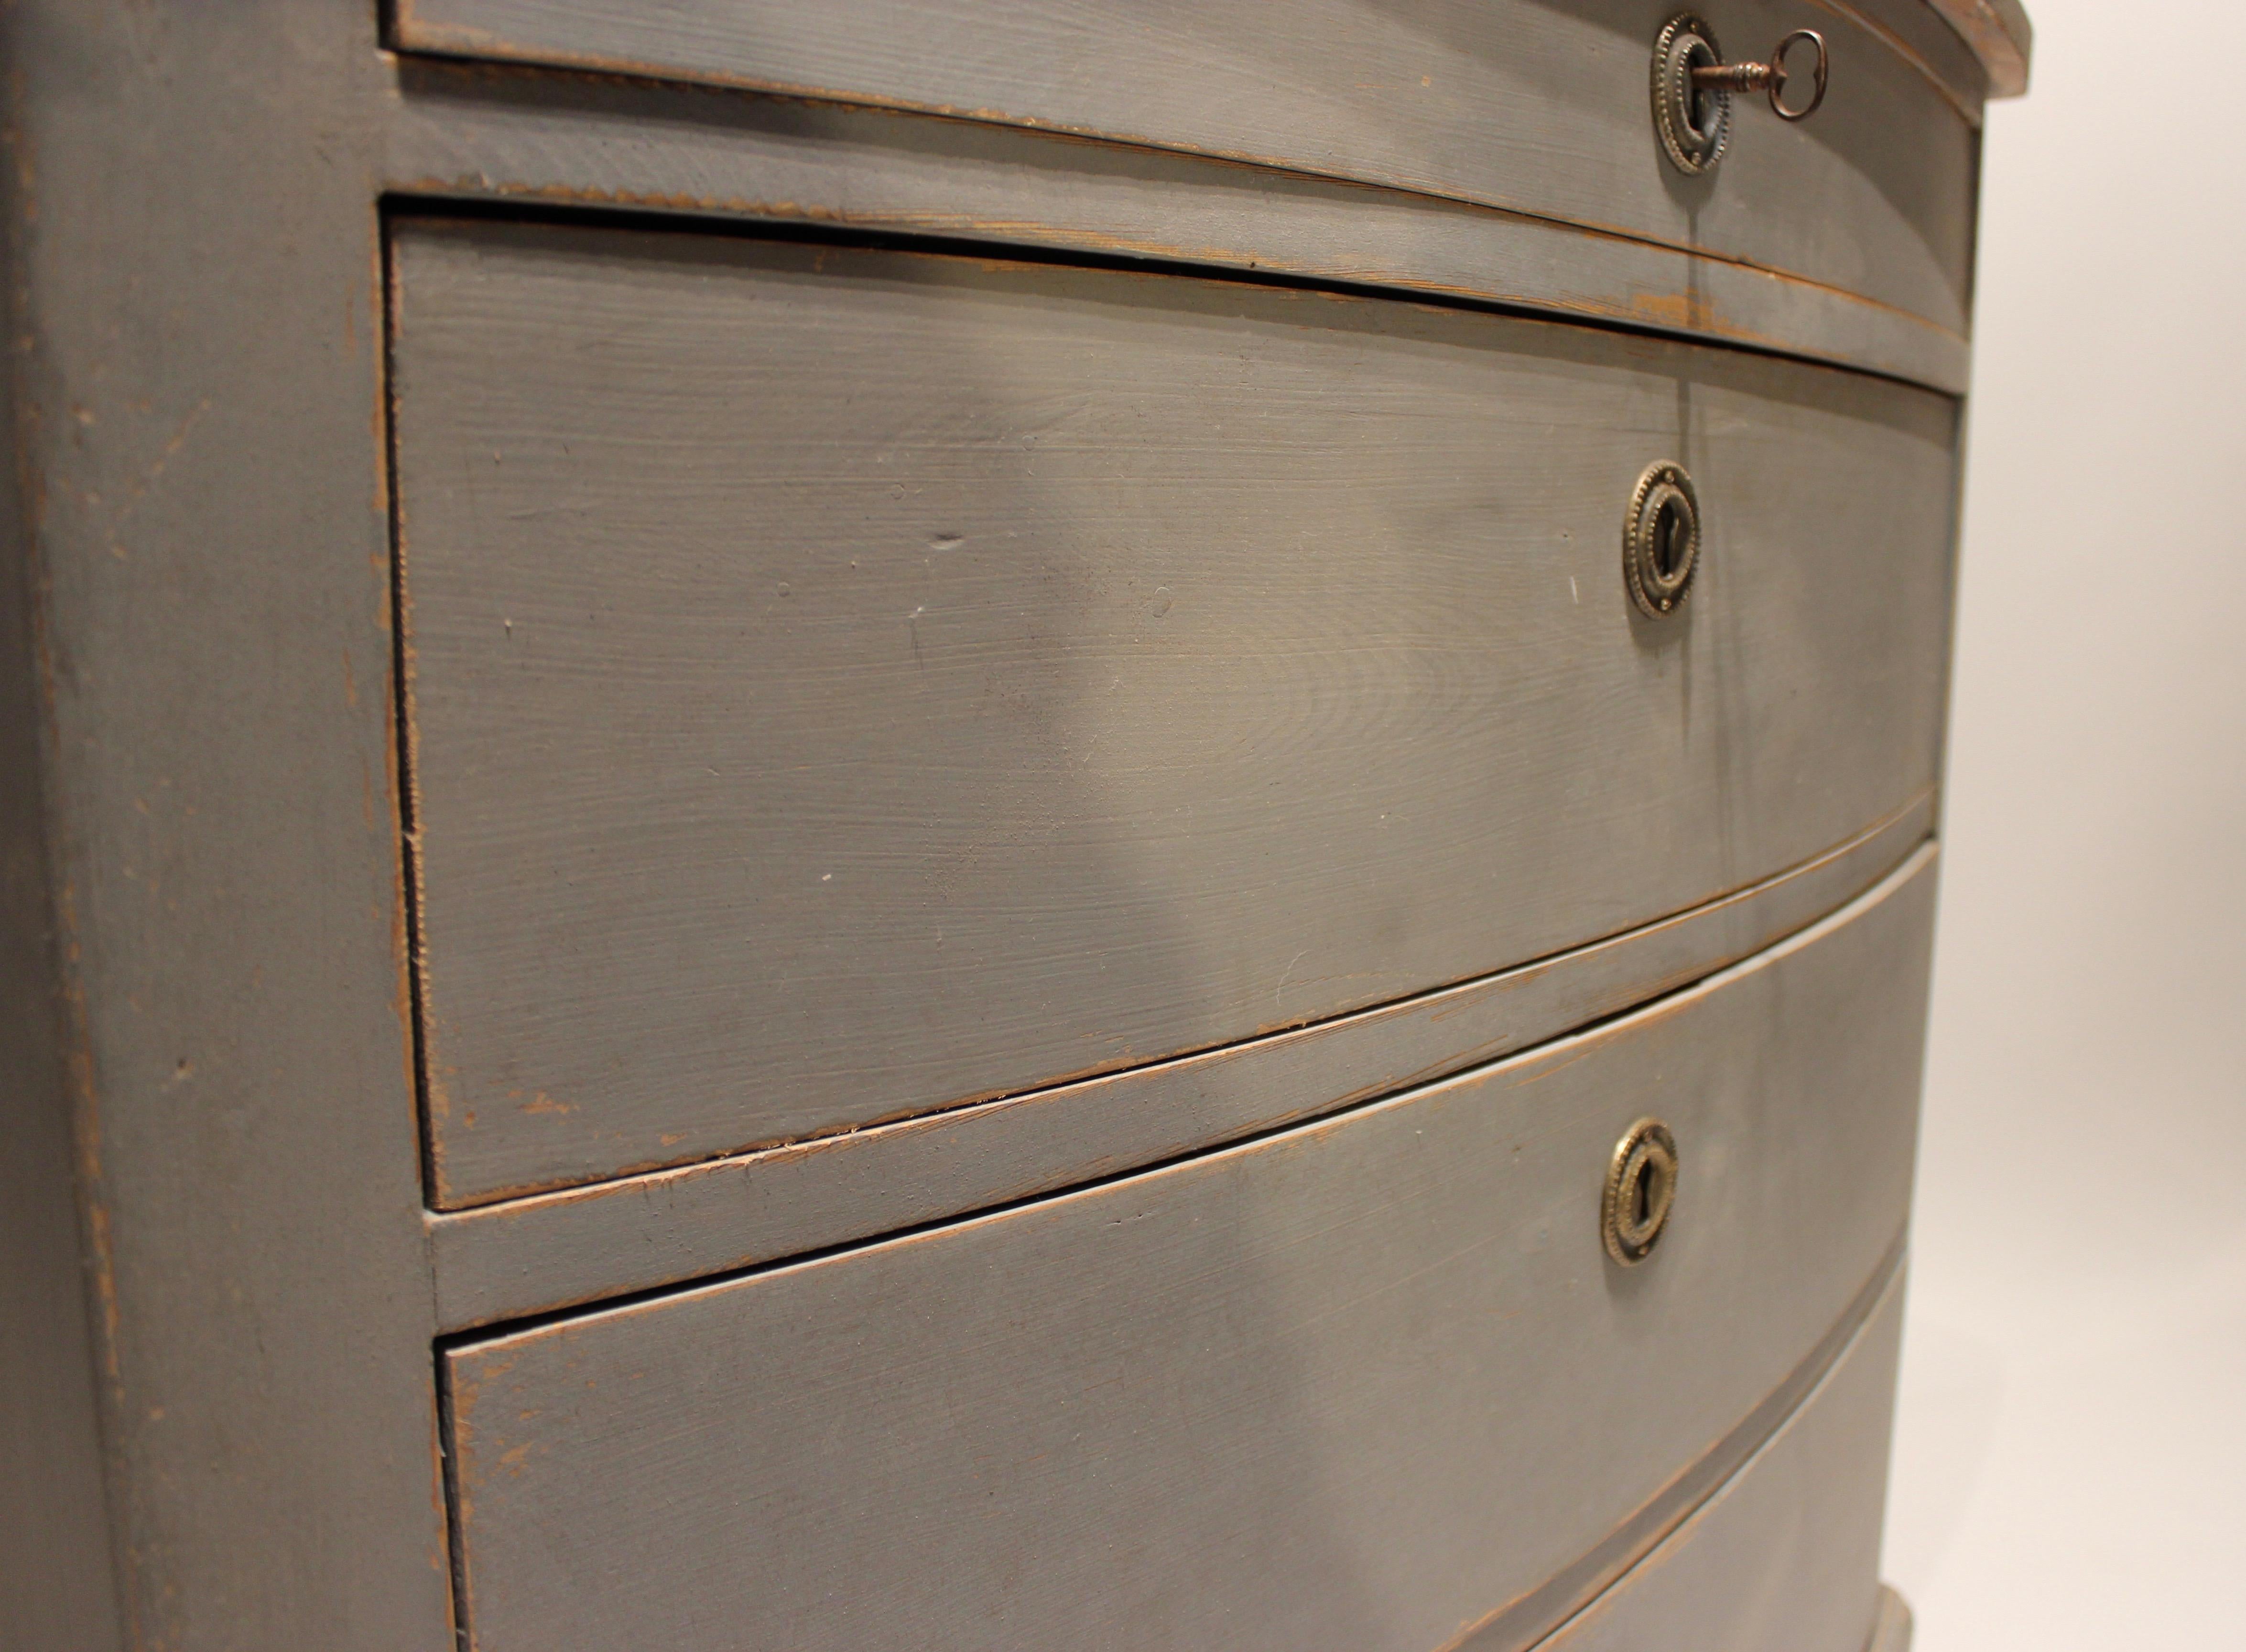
[1439,1236,1910,1652]
[418,790,1934,1224]
[431,843,1934,1350]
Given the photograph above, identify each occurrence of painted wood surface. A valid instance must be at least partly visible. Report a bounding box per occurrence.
[391,0,1981,340]
[443,849,1936,1652]
[0,0,1995,1645]
[1923,0,2032,94]
[0,4,456,1647]
[428,799,1930,1331]
[391,218,1959,1207]
[383,56,1973,394]
[0,79,126,1639]
[1518,1260,1905,1652]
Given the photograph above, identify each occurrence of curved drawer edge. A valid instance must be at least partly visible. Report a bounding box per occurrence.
[440,864,1930,1651]
[1924,0,2033,96]
[1499,1256,1910,1652]
[1449,1240,1906,1652]
[385,0,1983,339]
[425,798,1932,1334]
[382,62,1974,397]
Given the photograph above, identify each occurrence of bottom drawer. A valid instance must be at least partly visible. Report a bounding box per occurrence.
[443,847,1935,1652]
[1528,1261,1906,1652]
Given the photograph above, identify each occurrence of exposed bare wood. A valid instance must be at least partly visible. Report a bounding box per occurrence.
[1922,0,2033,95]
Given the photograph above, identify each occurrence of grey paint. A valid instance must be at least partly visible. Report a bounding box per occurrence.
[0,0,2000,1641]
[1521,1261,1907,1652]
[392,219,1959,1207]
[444,849,1936,1652]
[0,54,126,1641]
[0,3,454,1647]
[391,0,1982,339]
[382,57,1974,394]
[1921,0,2033,94]
[427,797,1931,1331]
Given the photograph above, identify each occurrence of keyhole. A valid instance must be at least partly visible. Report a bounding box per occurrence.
[1654,498,1689,577]
[1625,463,1701,620]
[1603,1118,1679,1265]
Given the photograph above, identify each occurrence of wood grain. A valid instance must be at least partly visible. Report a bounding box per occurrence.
[391,0,1981,339]
[0,4,455,1645]
[442,848,1937,1652]
[0,0,1989,1643]
[391,217,1960,1207]
[1516,1260,1905,1652]
[426,798,1931,1331]
[0,62,126,1635]
[381,56,1973,394]
[1920,0,2032,94]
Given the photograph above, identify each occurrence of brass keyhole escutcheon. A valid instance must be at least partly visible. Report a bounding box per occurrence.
[1652,14,1732,174]
[1624,461,1701,619]
[1602,1118,1679,1265]
[1654,14,1831,175]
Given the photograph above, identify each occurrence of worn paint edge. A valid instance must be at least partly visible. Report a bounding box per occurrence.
[0,51,134,1645]
[376,209,453,1223]
[1920,0,2031,96]
[423,799,1934,1326]
[435,1229,1911,1652]
[391,204,1957,1209]
[1811,0,1985,124]
[377,34,1978,336]
[381,166,1971,395]
[1446,1243,1908,1652]
[436,840,1938,1353]
[1474,1254,1910,1652]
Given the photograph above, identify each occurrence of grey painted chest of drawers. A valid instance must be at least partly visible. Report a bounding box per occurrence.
[0,3,2028,1648]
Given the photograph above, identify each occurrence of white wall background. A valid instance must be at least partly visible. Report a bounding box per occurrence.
[1883,0,2246,1642]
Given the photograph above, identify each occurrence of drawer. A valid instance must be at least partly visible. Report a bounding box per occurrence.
[389,0,1983,343]
[1525,1258,1905,1652]
[390,219,1957,1206]
[440,847,1934,1652]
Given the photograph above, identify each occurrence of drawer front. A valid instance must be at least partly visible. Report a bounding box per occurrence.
[1523,1258,1904,1652]
[391,220,1957,1206]
[442,848,1934,1652]
[390,0,1980,342]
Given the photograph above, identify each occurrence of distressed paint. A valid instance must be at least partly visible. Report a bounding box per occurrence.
[0,3,454,1645]
[390,219,1960,1207]
[0,0,2012,1641]
[427,797,1931,1331]
[1504,1263,1908,1652]
[390,0,1985,337]
[378,58,1975,393]
[440,850,1937,1652]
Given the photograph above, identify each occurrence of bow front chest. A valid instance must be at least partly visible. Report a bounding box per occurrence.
[0,2,2028,1647]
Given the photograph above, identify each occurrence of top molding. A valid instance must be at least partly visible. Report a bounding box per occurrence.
[1925,0,2034,96]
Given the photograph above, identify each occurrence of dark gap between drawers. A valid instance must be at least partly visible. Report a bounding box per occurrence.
[430,1214,1904,1652]
[383,202,1953,1217]
[376,193,1964,398]
[429,843,1930,1349]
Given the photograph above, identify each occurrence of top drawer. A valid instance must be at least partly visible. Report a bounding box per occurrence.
[391,217,1957,1208]
[389,0,1983,341]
